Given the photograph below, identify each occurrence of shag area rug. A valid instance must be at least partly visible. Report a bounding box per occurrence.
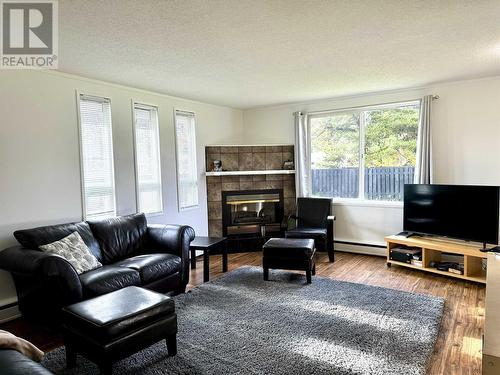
[42,266,444,374]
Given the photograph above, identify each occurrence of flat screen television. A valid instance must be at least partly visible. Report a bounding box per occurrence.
[404,184,500,245]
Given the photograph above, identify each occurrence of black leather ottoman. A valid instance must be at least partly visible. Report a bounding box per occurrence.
[262,238,316,284]
[61,286,177,374]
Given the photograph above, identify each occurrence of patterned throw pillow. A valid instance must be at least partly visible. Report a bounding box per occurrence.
[39,232,102,274]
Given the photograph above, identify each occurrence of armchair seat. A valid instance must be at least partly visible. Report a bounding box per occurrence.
[80,266,141,298]
[286,227,327,239]
[115,254,181,284]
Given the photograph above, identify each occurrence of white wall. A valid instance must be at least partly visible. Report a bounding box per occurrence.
[242,76,500,253]
[0,70,243,310]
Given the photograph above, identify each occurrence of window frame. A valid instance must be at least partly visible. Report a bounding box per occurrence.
[173,109,199,212]
[76,91,117,220]
[132,101,163,216]
[309,99,421,203]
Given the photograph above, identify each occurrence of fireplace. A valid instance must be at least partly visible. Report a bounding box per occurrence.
[222,189,284,237]
[205,144,296,249]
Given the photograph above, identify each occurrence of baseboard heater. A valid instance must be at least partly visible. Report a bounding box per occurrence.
[0,301,20,323]
[335,240,386,249]
[0,301,17,309]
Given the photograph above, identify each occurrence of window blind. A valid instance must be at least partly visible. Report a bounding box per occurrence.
[133,103,163,214]
[174,110,199,211]
[78,94,116,219]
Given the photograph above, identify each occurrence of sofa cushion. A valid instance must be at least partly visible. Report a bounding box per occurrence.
[87,213,147,264]
[39,232,102,274]
[79,265,141,298]
[14,222,103,262]
[114,254,181,284]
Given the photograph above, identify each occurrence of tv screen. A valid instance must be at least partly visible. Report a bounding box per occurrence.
[404,184,500,245]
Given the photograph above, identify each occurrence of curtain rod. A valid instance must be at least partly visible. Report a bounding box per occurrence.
[294,95,439,117]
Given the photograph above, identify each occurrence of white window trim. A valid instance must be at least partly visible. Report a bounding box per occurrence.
[174,109,199,212]
[76,91,117,220]
[131,100,164,216]
[309,99,420,204]
[332,198,403,208]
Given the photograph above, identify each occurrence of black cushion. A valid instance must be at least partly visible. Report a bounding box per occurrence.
[79,265,141,298]
[296,197,332,228]
[87,213,147,264]
[13,222,103,262]
[114,254,181,284]
[263,238,315,258]
[62,286,175,340]
[286,227,327,239]
[0,349,53,375]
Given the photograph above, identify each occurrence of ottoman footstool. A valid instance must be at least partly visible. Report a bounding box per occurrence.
[262,238,316,284]
[61,286,177,375]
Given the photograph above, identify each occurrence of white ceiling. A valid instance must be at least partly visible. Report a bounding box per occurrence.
[59,0,500,109]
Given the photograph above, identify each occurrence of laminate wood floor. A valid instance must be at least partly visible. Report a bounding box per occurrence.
[1,251,484,375]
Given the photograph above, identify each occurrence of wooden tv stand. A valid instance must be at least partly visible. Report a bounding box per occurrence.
[385,235,487,284]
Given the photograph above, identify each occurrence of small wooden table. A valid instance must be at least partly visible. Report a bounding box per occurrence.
[190,236,227,282]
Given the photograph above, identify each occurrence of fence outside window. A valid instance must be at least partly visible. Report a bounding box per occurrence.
[312,166,415,201]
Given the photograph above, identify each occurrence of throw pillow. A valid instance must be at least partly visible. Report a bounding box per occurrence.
[39,231,102,274]
[0,330,44,362]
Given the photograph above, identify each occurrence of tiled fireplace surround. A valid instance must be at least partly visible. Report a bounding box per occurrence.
[205,145,296,237]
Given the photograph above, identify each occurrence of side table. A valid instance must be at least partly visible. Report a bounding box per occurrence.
[190,236,227,282]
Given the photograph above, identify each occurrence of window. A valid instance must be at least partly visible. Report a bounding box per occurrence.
[174,110,198,211]
[310,101,420,201]
[78,94,116,219]
[133,103,163,214]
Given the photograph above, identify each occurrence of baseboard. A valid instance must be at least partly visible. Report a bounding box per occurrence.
[0,302,20,323]
[335,241,386,257]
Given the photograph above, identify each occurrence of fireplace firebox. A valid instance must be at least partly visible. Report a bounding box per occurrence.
[222,189,284,237]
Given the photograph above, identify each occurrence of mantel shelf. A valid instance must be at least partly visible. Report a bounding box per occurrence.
[205,170,295,177]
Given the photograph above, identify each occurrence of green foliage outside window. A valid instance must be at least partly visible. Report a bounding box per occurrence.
[311,105,419,169]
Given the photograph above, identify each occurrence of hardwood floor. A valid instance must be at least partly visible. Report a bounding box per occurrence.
[1,251,485,374]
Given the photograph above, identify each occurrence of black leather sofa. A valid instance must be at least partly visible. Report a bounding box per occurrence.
[0,213,195,324]
[0,349,53,375]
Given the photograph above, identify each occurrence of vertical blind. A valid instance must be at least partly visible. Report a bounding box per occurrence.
[174,110,199,211]
[78,94,116,219]
[133,104,163,214]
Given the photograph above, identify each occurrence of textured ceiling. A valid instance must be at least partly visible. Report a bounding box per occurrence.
[58,0,500,109]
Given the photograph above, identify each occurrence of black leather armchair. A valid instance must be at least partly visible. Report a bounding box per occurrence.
[0,213,195,324]
[285,197,335,262]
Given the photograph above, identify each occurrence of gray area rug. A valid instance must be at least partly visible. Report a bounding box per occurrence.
[42,266,444,374]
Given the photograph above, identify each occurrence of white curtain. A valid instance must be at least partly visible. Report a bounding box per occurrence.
[294,111,312,197]
[414,95,433,184]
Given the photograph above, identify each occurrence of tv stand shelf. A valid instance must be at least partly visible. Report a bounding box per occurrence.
[385,235,487,284]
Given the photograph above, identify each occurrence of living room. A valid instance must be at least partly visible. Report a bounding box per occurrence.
[0,1,499,374]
